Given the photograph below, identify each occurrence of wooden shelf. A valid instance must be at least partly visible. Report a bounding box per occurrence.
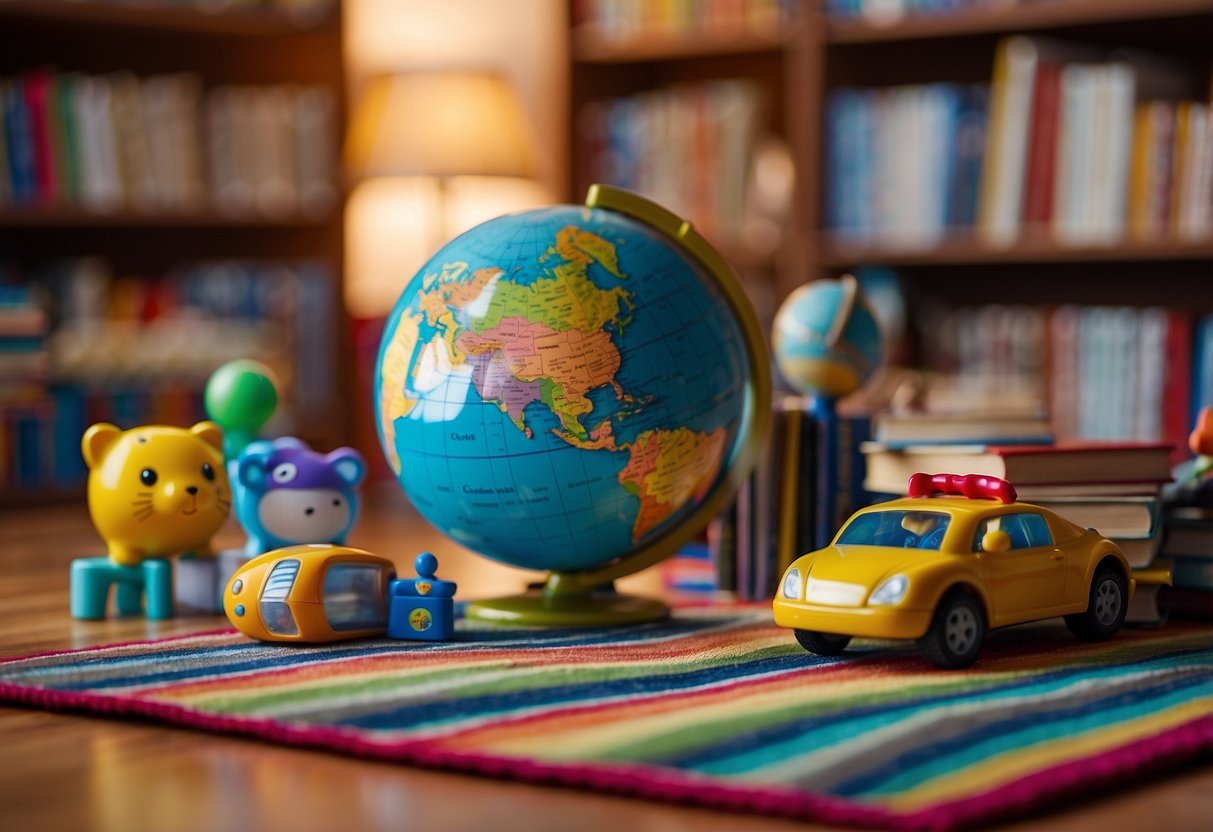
[571,25,794,63]
[0,206,335,230]
[0,0,337,36]
[826,0,1213,44]
[819,234,1213,268]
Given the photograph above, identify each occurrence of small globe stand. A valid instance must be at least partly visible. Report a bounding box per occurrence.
[772,275,883,548]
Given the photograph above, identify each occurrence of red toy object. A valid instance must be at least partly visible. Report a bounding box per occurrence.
[907,472,1018,504]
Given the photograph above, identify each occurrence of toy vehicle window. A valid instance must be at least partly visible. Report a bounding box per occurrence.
[973,514,1054,551]
[837,510,950,549]
[323,563,389,631]
[260,559,301,637]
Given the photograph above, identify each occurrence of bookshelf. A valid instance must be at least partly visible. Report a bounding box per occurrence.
[568,0,1213,298]
[0,0,346,502]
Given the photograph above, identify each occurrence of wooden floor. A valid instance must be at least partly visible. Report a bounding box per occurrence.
[2,489,1212,832]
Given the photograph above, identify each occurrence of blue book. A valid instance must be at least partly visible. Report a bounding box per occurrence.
[1192,315,1213,429]
[825,89,875,241]
[947,84,989,229]
[51,386,88,485]
[3,82,36,203]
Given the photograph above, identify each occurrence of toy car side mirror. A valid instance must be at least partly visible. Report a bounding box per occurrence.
[981,530,1011,554]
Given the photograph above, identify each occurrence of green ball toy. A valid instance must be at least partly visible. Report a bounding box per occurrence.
[204,359,279,460]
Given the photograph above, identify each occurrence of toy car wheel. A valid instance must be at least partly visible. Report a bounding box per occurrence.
[1064,563,1127,641]
[794,629,852,656]
[919,589,985,669]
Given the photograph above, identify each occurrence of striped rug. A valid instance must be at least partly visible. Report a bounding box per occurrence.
[2,608,1211,830]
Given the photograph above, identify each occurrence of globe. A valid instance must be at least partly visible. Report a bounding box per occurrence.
[374,185,770,624]
[772,276,882,399]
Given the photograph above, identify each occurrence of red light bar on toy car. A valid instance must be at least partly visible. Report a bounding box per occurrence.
[907,472,1017,503]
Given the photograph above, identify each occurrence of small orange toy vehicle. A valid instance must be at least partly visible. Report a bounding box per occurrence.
[772,473,1134,668]
[225,545,397,642]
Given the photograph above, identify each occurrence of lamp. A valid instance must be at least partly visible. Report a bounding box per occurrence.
[344,71,543,317]
[346,72,538,180]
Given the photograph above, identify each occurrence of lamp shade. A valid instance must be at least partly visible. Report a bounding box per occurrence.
[346,72,538,180]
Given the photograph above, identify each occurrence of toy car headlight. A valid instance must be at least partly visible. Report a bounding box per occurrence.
[869,574,909,606]
[781,567,802,600]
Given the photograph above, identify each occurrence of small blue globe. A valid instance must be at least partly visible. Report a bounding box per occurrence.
[374,189,769,577]
[772,277,882,398]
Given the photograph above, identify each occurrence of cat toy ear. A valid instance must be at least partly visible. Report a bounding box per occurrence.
[82,423,122,469]
[190,421,225,454]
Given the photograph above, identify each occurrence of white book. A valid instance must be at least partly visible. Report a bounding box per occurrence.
[109,72,157,211]
[142,74,180,209]
[253,85,297,217]
[1178,103,1213,239]
[1101,63,1136,242]
[293,86,337,217]
[1054,62,1094,244]
[207,85,253,215]
[981,37,1039,246]
[71,75,123,211]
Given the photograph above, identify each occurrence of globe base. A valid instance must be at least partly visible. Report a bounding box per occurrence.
[464,586,668,627]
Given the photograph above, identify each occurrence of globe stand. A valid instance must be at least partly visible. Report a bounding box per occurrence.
[464,576,668,627]
[464,590,668,627]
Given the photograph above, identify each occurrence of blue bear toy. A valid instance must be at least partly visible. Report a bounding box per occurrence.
[233,437,366,557]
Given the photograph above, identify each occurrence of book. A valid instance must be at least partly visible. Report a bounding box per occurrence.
[862,440,1174,496]
[871,409,1053,447]
[1125,583,1167,625]
[1030,495,1157,538]
[980,37,1098,246]
[1162,507,1213,559]
[1031,495,1161,568]
[1126,557,1172,624]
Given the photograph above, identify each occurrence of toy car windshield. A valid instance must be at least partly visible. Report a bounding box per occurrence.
[836,510,952,550]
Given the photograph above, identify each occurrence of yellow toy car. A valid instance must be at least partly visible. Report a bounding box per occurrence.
[224,544,397,643]
[773,473,1134,668]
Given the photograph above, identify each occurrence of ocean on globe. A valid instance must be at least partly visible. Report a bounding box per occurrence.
[772,276,883,398]
[374,189,767,576]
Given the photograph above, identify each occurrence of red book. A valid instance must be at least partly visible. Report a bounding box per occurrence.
[863,440,1175,495]
[21,68,58,204]
[1162,311,1192,465]
[1023,59,1062,228]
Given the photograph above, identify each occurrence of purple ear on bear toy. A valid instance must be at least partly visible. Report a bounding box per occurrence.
[234,438,366,557]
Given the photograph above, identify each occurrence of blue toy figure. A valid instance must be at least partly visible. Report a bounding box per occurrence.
[387,552,457,640]
[233,437,366,557]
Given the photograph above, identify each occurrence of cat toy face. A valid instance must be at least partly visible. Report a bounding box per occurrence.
[83,421,231,566]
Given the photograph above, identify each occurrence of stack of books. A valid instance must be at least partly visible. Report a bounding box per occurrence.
[714,396,870,600]
[1158,505,1213,619]
[863,434,1175,621]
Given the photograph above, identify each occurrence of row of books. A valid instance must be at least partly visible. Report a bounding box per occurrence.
[571,0,796,39]
[0,68,337,218]
[19,0,338,23]
[0,257,336,492]
[825,0,1022,23]
[823,36,1213,247]
[576,79,767,248]
[981,36,1210,246]
[915,303,1195,463]
[0,283,48,406]
[825,83,988,246]
[714,397,870,600]
[1160,505,1213,619]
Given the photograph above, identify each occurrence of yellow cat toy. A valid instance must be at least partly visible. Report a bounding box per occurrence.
[83,421,231,566]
